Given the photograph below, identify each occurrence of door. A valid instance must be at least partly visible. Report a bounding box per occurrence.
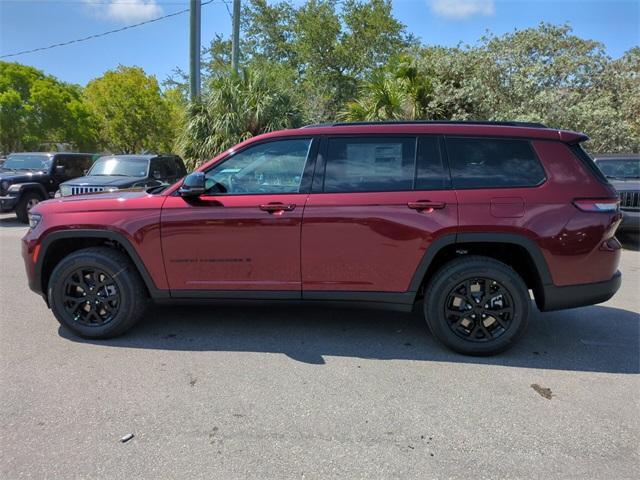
[161,137,316,296]
[301,135,457,297]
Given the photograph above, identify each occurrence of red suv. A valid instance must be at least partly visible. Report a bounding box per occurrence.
[21,122,623,355]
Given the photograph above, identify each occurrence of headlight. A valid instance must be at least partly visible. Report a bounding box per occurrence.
[28,212,42,230]
[8,184,22,192]
[59,185,71,197]
[0,180,9,192]
[105,187,119,193]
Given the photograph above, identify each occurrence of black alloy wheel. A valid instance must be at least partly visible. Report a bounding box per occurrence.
[423,256,530,356]
[444,277,514,342]
[48,247,148,339]
[62,267,120,327]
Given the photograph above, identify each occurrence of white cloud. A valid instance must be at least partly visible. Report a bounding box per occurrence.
[429,0,495,20]
[84,0,164,24]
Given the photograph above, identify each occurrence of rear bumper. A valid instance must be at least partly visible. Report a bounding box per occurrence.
[538,271,621,311]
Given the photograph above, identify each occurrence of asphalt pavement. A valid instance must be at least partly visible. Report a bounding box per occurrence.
[1,213,638,479]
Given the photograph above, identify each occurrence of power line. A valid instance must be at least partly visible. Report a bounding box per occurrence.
[0,1,200,4]
[0,0,226,59]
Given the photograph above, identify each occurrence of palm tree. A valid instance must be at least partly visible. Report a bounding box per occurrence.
[179,67,303,168]
[339,56,437,122]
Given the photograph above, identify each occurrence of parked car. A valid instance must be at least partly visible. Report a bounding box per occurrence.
[57,154,187,197]
[22,121,623,355]
[594,154,639,234]
[0,152,94,222]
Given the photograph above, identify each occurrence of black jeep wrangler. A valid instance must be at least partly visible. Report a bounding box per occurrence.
[0,152,94,222]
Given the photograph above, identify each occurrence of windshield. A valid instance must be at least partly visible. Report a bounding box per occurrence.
[2,154,51,170]
[88,157,149,177]
[595,159,640,179]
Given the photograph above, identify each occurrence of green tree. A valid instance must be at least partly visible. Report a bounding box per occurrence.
[84,66,172,153]
[202,0,410,121]
[0,61,97,153]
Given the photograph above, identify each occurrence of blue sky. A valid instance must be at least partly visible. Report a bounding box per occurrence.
[1,0,638,86]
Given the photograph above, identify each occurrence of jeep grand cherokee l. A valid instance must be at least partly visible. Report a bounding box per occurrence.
[21,121,622,355]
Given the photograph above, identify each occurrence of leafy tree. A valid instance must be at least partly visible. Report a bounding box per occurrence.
[84,66,173,153]
[204,0,410,121]
[179,66,303,167]
[0,61,97,153]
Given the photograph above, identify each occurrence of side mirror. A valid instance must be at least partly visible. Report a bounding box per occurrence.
[178,172,206,197]
[55,165,66,175]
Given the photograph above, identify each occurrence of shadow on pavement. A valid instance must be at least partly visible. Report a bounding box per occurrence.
[618,232,639,251]
[60,302,639,374]
[0,215,24,229]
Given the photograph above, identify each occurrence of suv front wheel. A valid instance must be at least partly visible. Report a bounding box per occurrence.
[48,247,148,339]
[424,256,530,356]
[16,191,43,223]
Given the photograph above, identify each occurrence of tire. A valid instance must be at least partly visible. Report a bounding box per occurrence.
[16,191,43,223]
[48,247,149,339]
[423,256,530,356]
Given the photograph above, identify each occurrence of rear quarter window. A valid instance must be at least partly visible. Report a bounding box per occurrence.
[446,137,546,189]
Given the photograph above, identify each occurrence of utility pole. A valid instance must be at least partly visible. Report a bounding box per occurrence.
[231,0,241,74]
[189,0,201,100]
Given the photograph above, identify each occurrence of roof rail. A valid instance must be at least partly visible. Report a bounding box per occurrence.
[300,120,548,129]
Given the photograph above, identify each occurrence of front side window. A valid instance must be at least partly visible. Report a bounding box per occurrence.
[205,139,312,195]
[323,137,416,192]
[446,137,545,188]
[56,155,92,178]
[151,157,177,179]
[88,157,149,177]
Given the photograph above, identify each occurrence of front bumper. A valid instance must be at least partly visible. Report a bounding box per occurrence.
[538,271,622,311]
[0,194,19,212]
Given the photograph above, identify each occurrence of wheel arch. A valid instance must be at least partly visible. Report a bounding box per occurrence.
[410,232,552,309]
[36,230,167,299]
[13,183,49,199]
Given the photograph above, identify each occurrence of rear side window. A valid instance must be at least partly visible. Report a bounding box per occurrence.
[324,137,416,192]
[446,137,545,188]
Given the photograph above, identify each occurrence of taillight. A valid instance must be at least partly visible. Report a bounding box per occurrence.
[573,198,620,213]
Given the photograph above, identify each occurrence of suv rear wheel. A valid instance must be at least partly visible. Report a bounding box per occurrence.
[423,256,530,356]
[48,247,148,339]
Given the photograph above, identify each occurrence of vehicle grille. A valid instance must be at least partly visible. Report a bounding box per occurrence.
[71,186,106,196]
[619,191,640,210]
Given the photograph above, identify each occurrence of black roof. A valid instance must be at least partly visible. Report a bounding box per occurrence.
[301,120,548,129]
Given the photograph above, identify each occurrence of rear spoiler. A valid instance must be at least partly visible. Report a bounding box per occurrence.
[558,130,589,144]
